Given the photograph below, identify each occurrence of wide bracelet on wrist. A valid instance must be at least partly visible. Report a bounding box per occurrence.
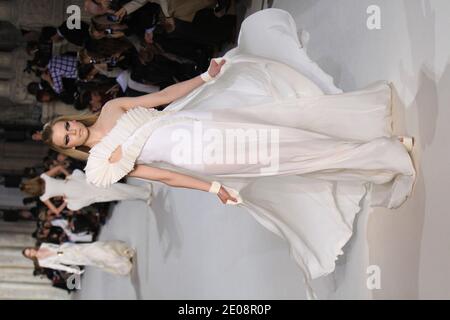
[201,71,213,82]
[208,181,221,194]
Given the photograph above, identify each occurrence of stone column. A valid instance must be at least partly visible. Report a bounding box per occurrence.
[0,186,29,209]
[0,49,39,105]
[0,233,35,249]
[0,52,15,79]
[0,221,36,235]
[0,1,18,24]
[0,282,70,299]
[10,0,89,30]
[0,21,23,51]
[0,52,14,68]
[0,267,50,284]
[0,104,42,127]
[0,80,12,100]
[0,140,48,173]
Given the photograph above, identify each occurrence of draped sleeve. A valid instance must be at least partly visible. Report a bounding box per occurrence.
[85,107,190,188]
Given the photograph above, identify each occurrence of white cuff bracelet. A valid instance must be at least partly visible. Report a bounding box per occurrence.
[201,71,213,82]
[208,181,221,194]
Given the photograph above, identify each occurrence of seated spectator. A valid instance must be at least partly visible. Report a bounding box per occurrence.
[41,55,78,95]
[32,131,43,141]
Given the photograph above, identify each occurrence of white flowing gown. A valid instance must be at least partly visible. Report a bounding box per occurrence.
[85,9,416,298]
[38,241,135,275]
[40,169,152,211]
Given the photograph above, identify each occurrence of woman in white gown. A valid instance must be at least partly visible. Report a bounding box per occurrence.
[42,9,416,298]
[23,241,135,275]
[20,164,152,214]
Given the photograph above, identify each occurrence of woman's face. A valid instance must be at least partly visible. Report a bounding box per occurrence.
[56,153,68,162]
[84,0,111,15]
[91,29,105,40]
[40,92,52,102]
[90,91,103,109]
[51,120,89,148]
[24,248,37,259]
[92,91,102,100]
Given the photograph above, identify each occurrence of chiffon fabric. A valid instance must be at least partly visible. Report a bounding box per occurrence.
[40,169,152,210]
[85,9,416,298]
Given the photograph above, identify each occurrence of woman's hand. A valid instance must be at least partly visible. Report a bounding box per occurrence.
[114,7,127,22]
[207,59,227,79]
[41,71,53,85]
[217,186,238,205]
[162,17,176,33]
[144,31,154,44]
[56,200,67,215]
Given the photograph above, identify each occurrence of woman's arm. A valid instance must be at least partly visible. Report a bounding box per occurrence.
[104,59,226,112]
[43,199,67,216]
[60,167,71,178]
[129,165,237,204]
[45,165,70,178]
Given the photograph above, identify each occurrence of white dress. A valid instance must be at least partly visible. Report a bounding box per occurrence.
[38,241,135,275]
[40,169,152,211]
[85,9,416,298]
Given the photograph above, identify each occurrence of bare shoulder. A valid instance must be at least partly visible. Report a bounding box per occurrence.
[96,102,125,132]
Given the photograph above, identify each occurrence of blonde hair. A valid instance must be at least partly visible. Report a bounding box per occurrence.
[20,177,45,197]
[42,113,99,161]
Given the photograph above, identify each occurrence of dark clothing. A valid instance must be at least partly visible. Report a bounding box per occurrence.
[46,226,68,244]
[125,2,161,38]
[2,210,20,222]
[165,8,236,49]
[57,20,90,47]
[154,32,211,72]
[33,42,53,68]
[59,78,79,105]
[3,175,22,188]
[131,60,176,89]
[109,0,134,11]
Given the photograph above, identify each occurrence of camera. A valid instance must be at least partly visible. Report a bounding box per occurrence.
[106,15,119,22]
